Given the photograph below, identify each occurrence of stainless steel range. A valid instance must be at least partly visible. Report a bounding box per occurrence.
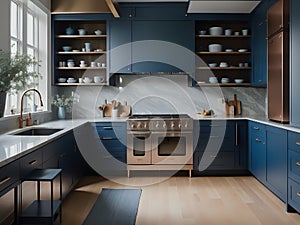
[127,114,193,177]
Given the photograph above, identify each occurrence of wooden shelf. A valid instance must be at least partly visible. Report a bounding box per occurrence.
[57,51,106,55]
[56,34,107,38]
[196,67,252,70]
[55,82,107,86]
[196,52,251,55]
[196,35,251,38]
[196,82,251,87]
[57,67,106,70]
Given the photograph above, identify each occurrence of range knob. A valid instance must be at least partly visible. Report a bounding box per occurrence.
[178,123,182,128]
[130,123,135,129]
[163,122,167,128]
[137,122,142,128]
[170,122,175,128]
[184,122,188,128]
[155,122,160,128]
[144,123,147,129]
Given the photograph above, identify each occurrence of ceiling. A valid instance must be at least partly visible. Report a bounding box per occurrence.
[114,0,261,13]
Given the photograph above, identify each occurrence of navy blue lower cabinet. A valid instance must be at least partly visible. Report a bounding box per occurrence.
[193,120,248,174]
[288,131,300,213]
[248,121,266,183]
[266,126,287,202]
[95,122,127,163]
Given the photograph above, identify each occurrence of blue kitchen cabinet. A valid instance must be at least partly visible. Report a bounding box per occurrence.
[95,122,127,163]
[248,121,267,183]
[194,120,248,173]
[131,20,194,73]
[290,0,300,128]
[287,131,300,213]
[266,126,287,202]
[109,20,132,73]
[251,1,268,86]
[249,121,287,202]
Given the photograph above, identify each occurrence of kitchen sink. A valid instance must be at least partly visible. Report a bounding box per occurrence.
[12,128,63,136]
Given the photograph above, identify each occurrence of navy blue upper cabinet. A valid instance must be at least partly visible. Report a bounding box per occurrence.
[109,20,132,73]
[290,0,300,128]
[131,20,194,73]
[251,1,268,86]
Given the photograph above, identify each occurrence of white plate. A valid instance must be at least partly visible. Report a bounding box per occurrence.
[238,49,248,52]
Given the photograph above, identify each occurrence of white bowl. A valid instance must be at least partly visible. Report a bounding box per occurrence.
[234,79,244,83]
[208,44,222,52]
[83,78,92,83]
[238,49,248,52]
[80,64,87,67]
[208,63,217,67]
[209,27,223,35]
[58,78,66,83]
[67,79,77,83]
[199,30,207,35]
[94,30,102,35]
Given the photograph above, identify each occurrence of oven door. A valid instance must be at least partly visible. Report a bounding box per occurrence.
[151,132,193,164]
[127,131,152,165]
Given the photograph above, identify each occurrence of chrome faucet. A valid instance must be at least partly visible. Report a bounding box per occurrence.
[19,88,43,128]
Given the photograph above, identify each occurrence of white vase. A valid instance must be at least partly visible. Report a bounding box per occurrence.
[58,106,66,119]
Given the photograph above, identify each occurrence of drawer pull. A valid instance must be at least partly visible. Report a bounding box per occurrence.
[101,137,113,140]
[255,138,262,142]
[296,162,300,167]
[297,192,300,197]
[29,160,37,165]
[253,127,260,130]
[0,177,11,185]
[103,127,113,130]
[296,142,300,146]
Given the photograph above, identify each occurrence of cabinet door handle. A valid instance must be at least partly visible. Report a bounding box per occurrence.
[0,177,11,185]
[101,137,113,140]
[253,127,260,130]
[296,162,300,167]
[297,192,300,197]
[235,123,238,146]
[103,127,113,130]
[296,142,300,146]
[255,138,261,142]
[29,160,37,165]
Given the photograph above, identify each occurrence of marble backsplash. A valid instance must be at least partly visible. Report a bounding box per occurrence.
[61,75,267,119]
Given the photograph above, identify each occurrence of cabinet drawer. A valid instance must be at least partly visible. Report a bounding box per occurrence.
[288,131,300,152]
[20,150,43,177]
[288,178,300,212]
[288,150,300,181]
[95,124,126,141]
[0,161,19,195]
[249,121,266,136]
[101,140,126,152]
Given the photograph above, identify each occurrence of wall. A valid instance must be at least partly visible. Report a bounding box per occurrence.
[59,75,266,120]
[0,0,10,51]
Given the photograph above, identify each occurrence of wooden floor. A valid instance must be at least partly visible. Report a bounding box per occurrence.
[60,175,300,225]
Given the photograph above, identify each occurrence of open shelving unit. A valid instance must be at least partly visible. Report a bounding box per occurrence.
[53,20,108,86]
[194,21,252,86]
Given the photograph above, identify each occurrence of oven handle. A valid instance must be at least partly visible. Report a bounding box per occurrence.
[152,131,192,136]
[127,131,151,136]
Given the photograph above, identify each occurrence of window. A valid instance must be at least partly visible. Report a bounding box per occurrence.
[5,0,49,116]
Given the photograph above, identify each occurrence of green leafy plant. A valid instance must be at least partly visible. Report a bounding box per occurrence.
[0,50,40,93]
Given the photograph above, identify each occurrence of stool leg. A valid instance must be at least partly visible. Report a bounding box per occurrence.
[59,173,62,224]
[14,186,18,225]
[51,180,53,225]
[37,181,40,201]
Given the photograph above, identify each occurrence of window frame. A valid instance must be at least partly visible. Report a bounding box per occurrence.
[4,0,50,117]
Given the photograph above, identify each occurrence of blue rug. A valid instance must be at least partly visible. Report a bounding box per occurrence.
[83,188,142,225]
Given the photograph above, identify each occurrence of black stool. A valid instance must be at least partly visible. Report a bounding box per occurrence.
[19,169,62,225]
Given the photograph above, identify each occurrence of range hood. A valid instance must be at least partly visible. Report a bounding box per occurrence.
[51,0,120,17]
[187,0,261,14]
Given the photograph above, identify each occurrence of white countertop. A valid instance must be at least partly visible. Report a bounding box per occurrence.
[1,115,300,168]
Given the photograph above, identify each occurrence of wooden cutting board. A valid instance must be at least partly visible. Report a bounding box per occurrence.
[118,101,131,117]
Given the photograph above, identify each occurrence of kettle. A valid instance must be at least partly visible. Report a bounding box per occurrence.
[65,26,75,35]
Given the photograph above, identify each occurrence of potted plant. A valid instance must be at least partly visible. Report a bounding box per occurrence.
[51,94,74,119]
[0,50,40,117]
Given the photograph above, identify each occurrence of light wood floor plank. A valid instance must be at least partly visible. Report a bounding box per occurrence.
[59,176,300,225]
